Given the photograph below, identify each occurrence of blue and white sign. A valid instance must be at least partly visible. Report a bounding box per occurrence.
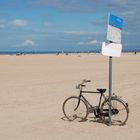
[102,14,123,57]
[109,14,123,29]
[107,14,123,43]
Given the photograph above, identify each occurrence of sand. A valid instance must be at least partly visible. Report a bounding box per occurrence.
[0,53,140,140]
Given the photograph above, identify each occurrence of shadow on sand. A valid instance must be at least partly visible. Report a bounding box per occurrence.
[61,116,125,126]
[61,116,108,125]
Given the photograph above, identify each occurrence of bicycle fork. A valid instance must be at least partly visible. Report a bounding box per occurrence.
[74,93,82,111]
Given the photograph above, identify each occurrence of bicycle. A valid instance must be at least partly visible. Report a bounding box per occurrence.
[62,80,129,126]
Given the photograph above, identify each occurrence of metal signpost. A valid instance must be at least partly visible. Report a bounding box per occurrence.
[102,14,123,126]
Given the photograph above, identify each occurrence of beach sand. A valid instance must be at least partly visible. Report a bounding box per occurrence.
[0,53,140,140]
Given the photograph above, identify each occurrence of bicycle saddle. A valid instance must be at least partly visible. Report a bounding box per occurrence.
[97,89,106,94]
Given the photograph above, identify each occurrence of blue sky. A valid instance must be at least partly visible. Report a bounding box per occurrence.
[0,0,140,52]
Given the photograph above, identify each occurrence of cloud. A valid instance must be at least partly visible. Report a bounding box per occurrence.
[107,0,140,18]
[29,0,140,35]
[13,39,38,47]
[0,24,5,28]
[29,0,105,12]
[21,39,37,46]
[10,19,28,27]
[109,0,140,8]
[0,20,6,28]
[77,40,98,45]
[64,31,102,36]
[0,19,28,29]
[44,21,51,27]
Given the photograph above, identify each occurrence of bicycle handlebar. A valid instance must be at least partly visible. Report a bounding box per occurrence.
[76,79,91,89]
[82,79,91,83]
[84,80,91,83]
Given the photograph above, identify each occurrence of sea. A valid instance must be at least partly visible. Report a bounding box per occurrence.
[0,48,140,55]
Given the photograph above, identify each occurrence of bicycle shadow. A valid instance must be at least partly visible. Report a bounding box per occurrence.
[61,116,88,122]
[61,116,108,125]
[88,117,107,125]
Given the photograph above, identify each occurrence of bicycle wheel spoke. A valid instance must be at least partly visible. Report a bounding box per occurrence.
[101,97,129,125]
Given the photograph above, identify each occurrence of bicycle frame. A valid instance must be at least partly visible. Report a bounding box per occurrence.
[75,88,107,111]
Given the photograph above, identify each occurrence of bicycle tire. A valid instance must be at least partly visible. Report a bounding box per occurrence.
[62,96,89,121]
[100,97,129,125]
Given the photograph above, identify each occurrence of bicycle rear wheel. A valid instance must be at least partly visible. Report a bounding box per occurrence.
[62,96,89,121]
[101,97,129,125]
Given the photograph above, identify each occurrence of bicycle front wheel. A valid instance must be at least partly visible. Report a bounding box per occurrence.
[101,97,129,125]
[62,96,89,121]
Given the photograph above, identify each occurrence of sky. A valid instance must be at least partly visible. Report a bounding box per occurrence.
[0,0,140,52]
